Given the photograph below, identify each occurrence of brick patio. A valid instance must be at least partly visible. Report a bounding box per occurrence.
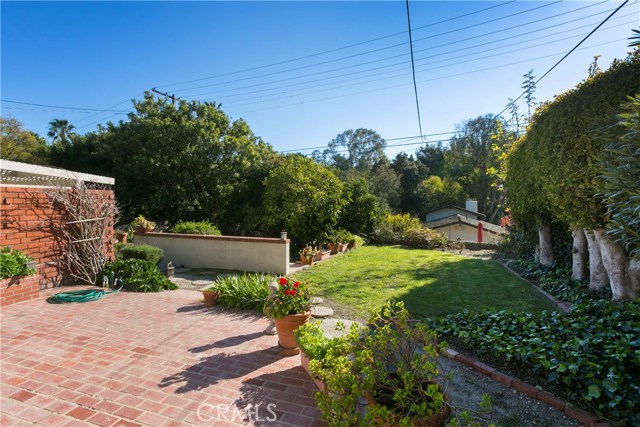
[0,288,324,426]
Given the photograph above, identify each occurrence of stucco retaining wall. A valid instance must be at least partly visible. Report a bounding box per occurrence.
[135,232,290,275]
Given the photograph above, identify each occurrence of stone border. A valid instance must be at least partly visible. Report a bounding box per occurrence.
[443,348,611,427]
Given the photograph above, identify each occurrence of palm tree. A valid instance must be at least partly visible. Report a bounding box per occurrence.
[47,119,76,145]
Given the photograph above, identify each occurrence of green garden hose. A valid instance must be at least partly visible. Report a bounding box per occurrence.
[47,289,119,304]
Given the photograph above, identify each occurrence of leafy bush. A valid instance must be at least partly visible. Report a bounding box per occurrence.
[119,244,164,265]
[295,321,335,361]
[171,221,221,235]
[436,300,640,425]
[131,214,155,230]
[371,213,422,244]
[114,242,131,260]
[401,228,449,249]
[324,229,354,245]
[102,259,177,292]
[349,234,365,249]
[212,273,274,313]
[0,247,36,279]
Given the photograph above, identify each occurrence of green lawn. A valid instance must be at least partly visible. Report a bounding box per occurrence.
[293,246,555,320]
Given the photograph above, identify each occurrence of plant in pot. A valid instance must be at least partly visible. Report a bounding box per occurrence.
[114,229,128,243]
[263,276,312,356]
[131,215,156,233]
[299,245,317,265]
[200,284,221,307]
[315,247,331,261]
[311,301,451,427]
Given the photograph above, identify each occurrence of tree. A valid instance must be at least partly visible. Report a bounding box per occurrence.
[444,115,514,223]
[367,158,401,211]
[100,92,276,227]
[337,177,381,237]
[47,119,76,145]
[391,153,429,216]
[521,69,537,120]
[416,143,445,177]
[263,155,345,248]
[0,117,49,164]
[323,128,387,173]
[417,176,465,215]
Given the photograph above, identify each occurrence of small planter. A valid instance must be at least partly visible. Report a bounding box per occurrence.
[114,231,127,243]
[315,250,331,262]
[299,254,314,265]
[328,243,339,255]
[274,312,311,356]
[300,351,326,392]
[347,241,356,250]
[338,243,348,253]
[200,289,220,307]
[135,226,154,234]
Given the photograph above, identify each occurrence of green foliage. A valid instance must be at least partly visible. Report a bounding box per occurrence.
[337,178,382,237]
[0,117,50,165]
[596,93,640,258]
[295,321,335,361]
[263,155,346,247]
[311,302,448,426]
[391,152,430,217]
[520,53,640,228]
[324,229,354,245]
[436,299,640,425]
[263,276,312,319]
[170,221,221,235]
[0,247,36,279]
[418,175,466,215]
[372,213,423,244]
[401,228,449,250]
[323,128,387,172]
[211,273,274,313]
[114,242,130,260]
[131,215,155,230]
[118,244,164,265]
[102,259,177,292]
[349,235,365,249]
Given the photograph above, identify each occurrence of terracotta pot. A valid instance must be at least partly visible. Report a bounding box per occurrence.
[299,253,314,265]
[315,250,331,262]
[338,243,348,253]
[202,290,220,307]
[347,241,356,250]
[300,351,326,392]
[135,226,154,234]
[114,232,127,243]
[274,312,311,356]
[328,243,339,255]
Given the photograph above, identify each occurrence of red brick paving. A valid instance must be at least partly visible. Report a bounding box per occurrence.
[1,289,324,426]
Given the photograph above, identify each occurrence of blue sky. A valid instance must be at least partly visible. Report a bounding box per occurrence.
[2,1,638,158]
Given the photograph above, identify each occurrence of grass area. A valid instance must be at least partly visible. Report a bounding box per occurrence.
[293,246,556,320]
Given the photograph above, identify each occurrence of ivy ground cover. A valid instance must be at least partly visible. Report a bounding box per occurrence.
[293,245,555,319]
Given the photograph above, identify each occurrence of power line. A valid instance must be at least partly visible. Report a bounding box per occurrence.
[155,1,517,89]
[405,0,425,139]
[226,38,625,117]
[494,0,631,119]
[217,19,633,110]
[186,1,622,102]
[169,0,571,95]
[71,93,145,126]
[1,100,129,113]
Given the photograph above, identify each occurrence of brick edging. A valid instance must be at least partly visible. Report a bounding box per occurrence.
[444,348,611,427]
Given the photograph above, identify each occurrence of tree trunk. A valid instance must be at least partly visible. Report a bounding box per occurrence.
[538,223,554,267]
[571,228,588,281]
[594,229,635,301]
[584,229,608,292]
[628,259,640,299]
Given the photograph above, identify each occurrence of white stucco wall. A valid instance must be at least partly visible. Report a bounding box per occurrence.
[135,233,290,275]
[433,223,503,243]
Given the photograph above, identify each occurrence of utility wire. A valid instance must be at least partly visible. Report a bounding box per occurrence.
[217,20,633,110]
[405,0,425,140]
[185,1,618,100]
[169,1,572,95]
[494,0,630,119]
[1,100,129,113]
[155,1,517,89]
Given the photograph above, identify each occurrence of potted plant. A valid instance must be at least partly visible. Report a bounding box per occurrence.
[263,276,312,356]
[310,301,450,426]
[299,245,316,265]
[114,230,128,243]
[315,248,331,262]
[131,215,156,233]
[348,235,365,250]
[200,284,220,307]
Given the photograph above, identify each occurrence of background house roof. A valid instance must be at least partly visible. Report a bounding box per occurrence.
[0,160,114,186]
[428,214,507,235]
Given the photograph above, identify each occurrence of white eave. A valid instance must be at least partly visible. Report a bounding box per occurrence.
[0,159,114,186]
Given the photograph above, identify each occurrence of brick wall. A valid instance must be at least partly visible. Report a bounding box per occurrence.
[0,185,115,306]
[0,274,41,307]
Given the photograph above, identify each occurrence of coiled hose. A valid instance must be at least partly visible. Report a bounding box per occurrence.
[47,289,119,304]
